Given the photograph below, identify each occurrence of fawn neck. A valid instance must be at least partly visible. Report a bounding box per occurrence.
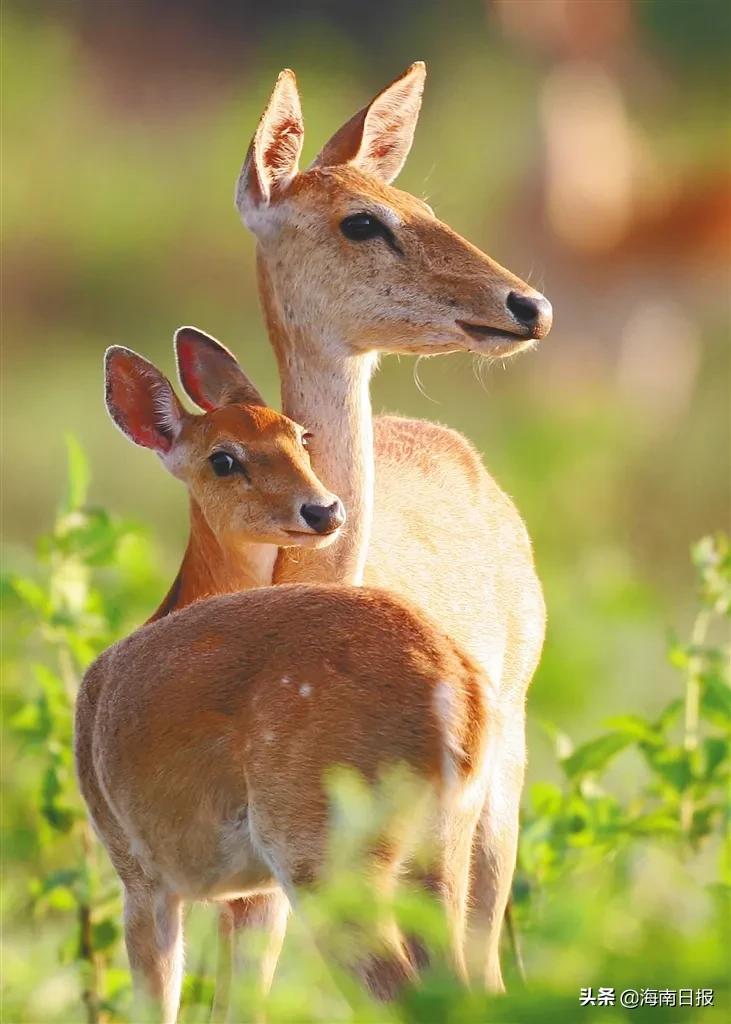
[259,258,375,586]
[148,498,277,622]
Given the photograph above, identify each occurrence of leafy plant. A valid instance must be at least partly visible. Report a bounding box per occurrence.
[2,442,729,1022]
[517,533,730,897]
[5,437,156,1022]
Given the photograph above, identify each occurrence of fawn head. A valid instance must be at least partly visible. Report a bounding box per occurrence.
[104,328,345,546]
[236,63,552,360]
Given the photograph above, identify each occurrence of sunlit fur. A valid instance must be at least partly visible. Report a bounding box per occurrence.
[76,569,493,1019]
[169,403,336,549]
[262,163,548,357]
[104,341,343,621]
[83,335,498,1018]
[235,63,552,991]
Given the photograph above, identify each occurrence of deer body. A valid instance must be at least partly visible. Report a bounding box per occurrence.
[265,297,543,691]
[76,338,492,1020]
[237,65,553,989]
[77,585,490,1020]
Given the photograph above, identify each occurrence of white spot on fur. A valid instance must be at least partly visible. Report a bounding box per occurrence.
[299,683,311,697]
[281,676,291,686]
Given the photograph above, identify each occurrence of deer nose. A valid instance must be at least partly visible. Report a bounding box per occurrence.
[506,290,553,339]
[300,499,346,535]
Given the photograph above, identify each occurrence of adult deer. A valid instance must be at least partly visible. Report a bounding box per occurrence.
[76,342,492,1021]
[231,62,553,991]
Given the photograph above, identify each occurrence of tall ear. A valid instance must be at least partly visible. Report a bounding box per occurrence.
[235,69,304,231]
[105,347,186,454]
[174,327,266,411]
[311,61,426,184]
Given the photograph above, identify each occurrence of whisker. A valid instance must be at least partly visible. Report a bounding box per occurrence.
[413,356,438,403]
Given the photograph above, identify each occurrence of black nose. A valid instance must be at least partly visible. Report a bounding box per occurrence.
[506,290,553,338]
[300,499,346,535]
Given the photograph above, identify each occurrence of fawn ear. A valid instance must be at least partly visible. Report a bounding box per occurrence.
[175,327,266,411]
[235,69,304,232]
[311,61,425,184]
[105,347,186,454]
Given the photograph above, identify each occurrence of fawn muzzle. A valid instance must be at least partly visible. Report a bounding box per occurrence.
[299,499,346,535]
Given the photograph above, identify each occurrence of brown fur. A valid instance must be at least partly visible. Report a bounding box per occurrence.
[81,336,493,1019]
[103,336,343,622]
[76,586,490,1020]
[234,64,553,990]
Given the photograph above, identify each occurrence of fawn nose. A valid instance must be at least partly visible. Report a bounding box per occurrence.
[506,290,553,339]
[300,499,346,535]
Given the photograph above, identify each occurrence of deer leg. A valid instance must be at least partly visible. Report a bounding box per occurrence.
[402,801,481,986]
[230,892,289,995]
[247,797,414,1003]
[211,892,289,1022]
[211,904,234,1024]
[468,716,526,993]
[441,804,483,984]
[123,883,183,1023]
[351,862,416,1001]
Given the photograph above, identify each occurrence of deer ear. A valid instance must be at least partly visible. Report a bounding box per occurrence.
[235,69,304,232]
[175,327,266,411]
[105,347,185,454]
[311,62,425,184]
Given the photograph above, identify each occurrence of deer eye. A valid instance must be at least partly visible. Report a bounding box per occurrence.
[209,451,239,477]
[340,213,385,241]
[301,431,313,449]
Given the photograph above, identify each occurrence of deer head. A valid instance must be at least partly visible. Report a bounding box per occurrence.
[104,328,345,547]
[236,63,552,360]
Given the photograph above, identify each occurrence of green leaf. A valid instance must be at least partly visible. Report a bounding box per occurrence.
[701,672,731,726]
[641,744,693,792]
[91,918,120,951]
[39,868,82,895]
[529,781,563,816]
[63,434,90,512]
[10,700,48,740]
[561,732,632,780]
[655,697,684,732]
[625,812,682,837]
[701,736,730,781]
[9,575,48,615]
[603,713,661,744]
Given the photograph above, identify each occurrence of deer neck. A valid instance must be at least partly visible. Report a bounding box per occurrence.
[147,498,276,623]
[258,255,375,586]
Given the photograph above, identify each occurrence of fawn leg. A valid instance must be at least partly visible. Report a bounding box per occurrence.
[124,883,183,1023]
[230,892,289,996]
[211,893,289,1022]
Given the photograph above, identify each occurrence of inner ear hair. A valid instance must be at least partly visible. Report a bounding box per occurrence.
[175,326,267,411]
[236,68,304,221]
[104,346,185,453]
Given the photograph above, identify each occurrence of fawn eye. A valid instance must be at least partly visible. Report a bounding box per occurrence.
[340,213,385,241]
[301,431,313,449]
[209,451,238,477]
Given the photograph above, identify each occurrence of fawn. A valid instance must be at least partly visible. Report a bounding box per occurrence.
[233,61,552,989]
[107,327,347,1005]
[75,339,492,1021]
[103,329,345,623]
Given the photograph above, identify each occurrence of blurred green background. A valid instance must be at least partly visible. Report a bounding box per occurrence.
[2,1,729,1021]
[4,0,729,744]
